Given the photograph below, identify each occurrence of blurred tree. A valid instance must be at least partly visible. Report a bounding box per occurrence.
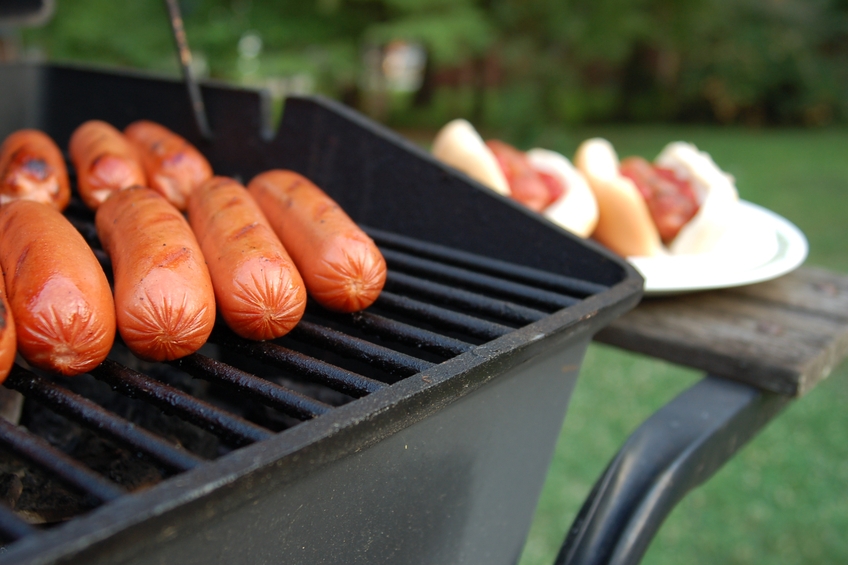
[18,0,848,128]
[473,0,848,127]
[362,0,493,66]
[21,1,177,71]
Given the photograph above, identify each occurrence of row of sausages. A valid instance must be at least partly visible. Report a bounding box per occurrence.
[0,121,387,383]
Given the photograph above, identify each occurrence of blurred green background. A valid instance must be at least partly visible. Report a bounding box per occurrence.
[10,0,848,133]
[5,1,847,564]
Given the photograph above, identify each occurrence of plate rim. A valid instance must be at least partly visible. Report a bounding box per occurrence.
[629,200,808,296]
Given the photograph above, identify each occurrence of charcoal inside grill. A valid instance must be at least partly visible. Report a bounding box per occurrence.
[16,398,165,492]
[0,355,223,525]
[0,450,96,525]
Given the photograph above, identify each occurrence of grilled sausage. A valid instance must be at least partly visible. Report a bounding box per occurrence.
[95,187,215,361]
[69,120,146,210]
[0,129,71,210]
[124,120,213,210]
[188,177,306,340]
[247,170,386,313]
[0,276,15,384]
[0,201,115,375]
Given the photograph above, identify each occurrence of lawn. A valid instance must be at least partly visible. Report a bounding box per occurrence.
[513,126,848,565]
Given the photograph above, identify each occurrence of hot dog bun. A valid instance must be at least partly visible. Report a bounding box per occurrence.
[574,138,664,257]
[525,148,599,238]
[431,120,600,238]
[431,119,510,196]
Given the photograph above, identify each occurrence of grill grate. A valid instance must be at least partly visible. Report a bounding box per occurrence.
[4,367,204,473]
[0,198,608,548]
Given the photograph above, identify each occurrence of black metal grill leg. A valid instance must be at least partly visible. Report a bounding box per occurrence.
[556,376,790,565]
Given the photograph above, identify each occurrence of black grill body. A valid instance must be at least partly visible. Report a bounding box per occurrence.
[0,63,642,565]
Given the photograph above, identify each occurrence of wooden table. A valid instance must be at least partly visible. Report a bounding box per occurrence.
[558,266,848,565]
[597,266,848,397]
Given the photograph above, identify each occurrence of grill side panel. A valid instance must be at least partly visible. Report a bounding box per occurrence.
[32,338,589,565]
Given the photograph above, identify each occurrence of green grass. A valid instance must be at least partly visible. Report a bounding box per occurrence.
[514,126,848,565]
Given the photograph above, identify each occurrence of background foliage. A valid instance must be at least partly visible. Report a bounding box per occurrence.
[19,0,848,131]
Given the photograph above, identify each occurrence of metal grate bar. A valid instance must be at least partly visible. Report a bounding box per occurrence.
[385,270,547,326]
[375,291,512,341]
[0,504,37,543]
[290,321,434,380]
[380,248,579,311]
[0,416,124,504]
[5,367,204,473]
[173,354,332,419]
[217,334,385,398]
[90,360,273,447]
[347,311,473,358]
[365,226,608,297]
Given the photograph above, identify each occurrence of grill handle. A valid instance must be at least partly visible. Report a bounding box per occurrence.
[555,376,789,565]
[164,0,213,140]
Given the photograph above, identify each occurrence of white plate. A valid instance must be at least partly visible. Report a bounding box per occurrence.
[627,201,808,296]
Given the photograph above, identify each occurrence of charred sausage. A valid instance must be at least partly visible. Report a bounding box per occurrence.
[188,176,306,340]
[0,201,115,375]
[96,187,215,361]
[124,120,213,211]
[69,120,146,210]
[247,170,386,313]
[0,129,71,210]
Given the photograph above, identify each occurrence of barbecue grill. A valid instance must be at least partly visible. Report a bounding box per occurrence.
[0,61,642,565]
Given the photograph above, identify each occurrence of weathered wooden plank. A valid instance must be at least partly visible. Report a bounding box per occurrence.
[594,267,848,396]
[721,266,848,321]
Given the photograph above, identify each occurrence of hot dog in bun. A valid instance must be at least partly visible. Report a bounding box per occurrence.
[431,119,599,238]
[574,138,739,257]
[525,148,599,240]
